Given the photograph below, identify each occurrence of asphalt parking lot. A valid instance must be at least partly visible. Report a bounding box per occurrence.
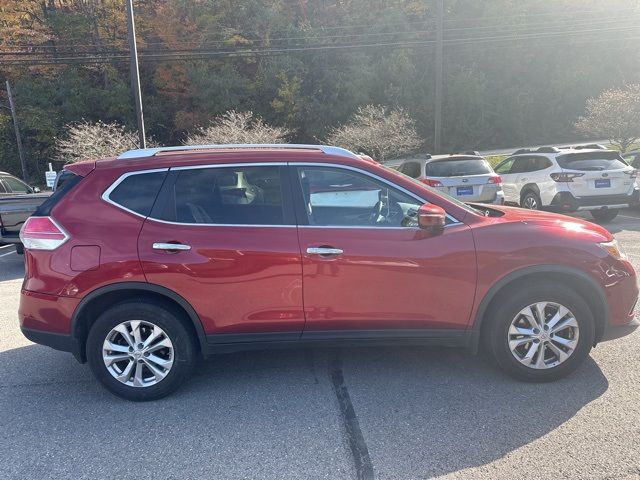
[1,211,640,480]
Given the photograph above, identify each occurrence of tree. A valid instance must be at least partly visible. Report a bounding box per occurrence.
[576,84,640,153]
[54,121,144,162]
[185,110,291,145]
[326,105,422,162]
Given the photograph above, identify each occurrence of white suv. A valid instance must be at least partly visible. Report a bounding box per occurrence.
[494,147,639,222]
[393,153,505,205]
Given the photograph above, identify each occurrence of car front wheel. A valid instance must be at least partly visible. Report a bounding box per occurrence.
[87,300,197,401]
[483,283,595,382]
[520,191,541,210]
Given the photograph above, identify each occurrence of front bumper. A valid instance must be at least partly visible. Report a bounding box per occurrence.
[600,317,639,342]
[550,189,640,212]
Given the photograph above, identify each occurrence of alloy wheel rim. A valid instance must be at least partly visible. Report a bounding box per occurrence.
[523,196,538,209]
[508,301,579,369]
[102,320,174,387]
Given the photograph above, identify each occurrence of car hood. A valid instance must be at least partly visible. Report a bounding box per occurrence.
[469,204,613,242]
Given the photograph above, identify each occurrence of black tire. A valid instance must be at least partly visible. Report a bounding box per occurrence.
[87,300,197,401]
[15,243,24,255]
[590,208,618,223]
[520,190,541,210]
[483,283,595,382]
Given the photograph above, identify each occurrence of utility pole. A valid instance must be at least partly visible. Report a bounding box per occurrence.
[125,0,146,149]
[5,80,28,182]
[433,0,444,153]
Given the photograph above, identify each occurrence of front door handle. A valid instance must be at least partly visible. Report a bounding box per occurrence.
[152,242,192,251]
[307,247,344,256]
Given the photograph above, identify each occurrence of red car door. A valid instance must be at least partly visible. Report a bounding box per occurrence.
[137,163,304,341]
[292,164,477,334]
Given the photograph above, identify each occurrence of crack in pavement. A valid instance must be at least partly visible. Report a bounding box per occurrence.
[330,349,374,480]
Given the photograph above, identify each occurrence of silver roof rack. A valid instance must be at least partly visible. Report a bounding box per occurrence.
[117,144,360,160]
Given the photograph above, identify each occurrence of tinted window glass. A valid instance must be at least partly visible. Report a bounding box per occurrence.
[532,157,553,170]
[400,161,421,178]
[494,158,515,174]
[425,158,492,177]
[297,167,422,227]
[557,152,628,171]
[510,157,536,173]
[161,166,285,225]
[3,175,31,193]
[0,179,7,193]
[35,170,83,216]
[109,171,166,216]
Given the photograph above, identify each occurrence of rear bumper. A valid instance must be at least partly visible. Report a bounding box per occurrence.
[550,189,640,212]
[20,327,83,360]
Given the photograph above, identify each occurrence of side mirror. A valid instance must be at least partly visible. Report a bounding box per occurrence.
[32,187,41,193]
[418,204,446,234]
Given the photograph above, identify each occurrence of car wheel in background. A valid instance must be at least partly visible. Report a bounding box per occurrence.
[520,191,541,210]
[590,208,618,223]
[87,300,197,401]
[483,282,594,382]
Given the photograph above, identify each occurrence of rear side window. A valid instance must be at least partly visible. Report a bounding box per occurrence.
[425,158,492,177]
[557,152,628,171]
[3,175,32,194]
[159,166,285,225]
[108,171,167,216]
[399,161,421,178]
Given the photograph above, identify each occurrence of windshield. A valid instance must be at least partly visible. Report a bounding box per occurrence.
[425,159,493,177]
[557,152,629,171]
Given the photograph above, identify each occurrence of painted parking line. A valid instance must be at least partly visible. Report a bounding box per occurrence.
[0,244,14,251]
[0,250,16,258]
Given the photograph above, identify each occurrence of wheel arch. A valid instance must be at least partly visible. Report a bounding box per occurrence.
[471,265,608,351]
[71,282,207,362]
[520,183,541,201]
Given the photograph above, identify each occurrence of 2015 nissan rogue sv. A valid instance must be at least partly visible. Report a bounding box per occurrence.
[18,145,639,400]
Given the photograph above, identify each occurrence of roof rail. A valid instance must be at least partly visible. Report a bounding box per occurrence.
[117,144,360,160]
[535,146,560,153]
[574,144,607,150]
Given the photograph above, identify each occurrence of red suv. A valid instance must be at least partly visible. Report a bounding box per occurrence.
[18,145,639,400]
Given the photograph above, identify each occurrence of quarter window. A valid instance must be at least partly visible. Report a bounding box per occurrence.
[160,166,285,225]
[296,167,422,228]
[399,161,421,178]
[108,171,167,216]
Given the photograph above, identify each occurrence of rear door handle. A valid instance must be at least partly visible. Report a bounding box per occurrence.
[307,247,344,256]
[152,242,192,251]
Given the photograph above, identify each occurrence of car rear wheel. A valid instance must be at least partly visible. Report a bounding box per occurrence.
[520,191,541,210]
[483,283,594,382]
[87,300,197,401]
[590,208,618,223]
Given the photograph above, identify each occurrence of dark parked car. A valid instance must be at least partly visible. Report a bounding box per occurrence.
[18,145,638,400]
[0,171,50,252]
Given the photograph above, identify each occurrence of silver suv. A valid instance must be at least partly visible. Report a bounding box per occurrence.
[394,154,505,205]
[494,147,639,222]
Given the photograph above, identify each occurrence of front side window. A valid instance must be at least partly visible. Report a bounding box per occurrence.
[160,166,285,225]
[3,175,32,194]
[296,167,422,228]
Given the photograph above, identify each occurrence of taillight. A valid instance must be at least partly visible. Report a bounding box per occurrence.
[19,216,69,250]
[421,178,443,187]
[550,172,585,182]
[626,169,638,179]
[487,175,502,184]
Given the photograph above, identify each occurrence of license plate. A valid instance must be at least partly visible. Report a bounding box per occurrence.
[594,179,611,188]
[456,186,474,196]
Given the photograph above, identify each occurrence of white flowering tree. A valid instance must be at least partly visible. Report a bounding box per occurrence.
[55,121,144,163]
[576,84,640,153]
[326,105,423,162]
[185,110,291,145]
